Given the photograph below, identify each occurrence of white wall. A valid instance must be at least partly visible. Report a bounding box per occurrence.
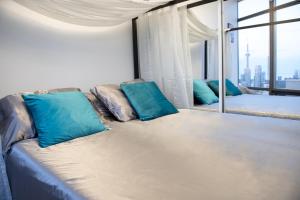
[0,0,134,98]
[189,0,238,84]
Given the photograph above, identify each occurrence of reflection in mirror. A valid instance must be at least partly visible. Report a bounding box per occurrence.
[189,1,218,113]
[190,0,238,114]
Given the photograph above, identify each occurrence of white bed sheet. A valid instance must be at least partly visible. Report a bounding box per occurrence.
[6,109,300,200]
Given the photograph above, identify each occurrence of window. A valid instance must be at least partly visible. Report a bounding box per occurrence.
[238,0,269,18]
[238,14,269,27]
[275,22,300,89]
[276,0,295,6]
[237,0,300,94]
[238,27,269,88]
[276,4,300,21]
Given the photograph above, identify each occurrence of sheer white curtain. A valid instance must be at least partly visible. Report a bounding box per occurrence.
[13,0,169,26]
[137,6,193,109]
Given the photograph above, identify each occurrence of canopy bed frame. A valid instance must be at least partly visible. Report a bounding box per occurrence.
[1,1,300,200]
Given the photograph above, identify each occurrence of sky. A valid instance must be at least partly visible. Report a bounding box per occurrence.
[238,0,300,79]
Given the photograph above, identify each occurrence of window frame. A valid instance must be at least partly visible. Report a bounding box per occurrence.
[235,0,300,95]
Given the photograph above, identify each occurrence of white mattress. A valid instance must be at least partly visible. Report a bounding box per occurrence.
[7,109,300,200]
[194,94,300,120]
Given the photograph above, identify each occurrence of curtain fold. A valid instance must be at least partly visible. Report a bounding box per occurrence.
[137,6,193,109]
[187,10,217,43]
[186,10,219,80]
[13,0,170,26]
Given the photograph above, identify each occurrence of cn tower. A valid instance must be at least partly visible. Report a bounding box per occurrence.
[245,44,250,69]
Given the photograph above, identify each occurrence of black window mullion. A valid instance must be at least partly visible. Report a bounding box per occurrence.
[269,0,276,94]
[238,9,269,22]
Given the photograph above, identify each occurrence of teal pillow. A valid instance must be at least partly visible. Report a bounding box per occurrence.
[226,79,242,96]
[23,91,106,148]
[207,79,242,96]
[193,80,218,105]
[120,81,178,121]
[207,80,226,96]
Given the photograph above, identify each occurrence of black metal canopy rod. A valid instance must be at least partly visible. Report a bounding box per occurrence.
[147,0,227,13]
[133,0,222,20]
[147,0,188,13]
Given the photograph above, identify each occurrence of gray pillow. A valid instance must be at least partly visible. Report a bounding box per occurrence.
[85,92,115,123]
[48,87,81,93]
[92,84,136,122]
[0,95,36,154]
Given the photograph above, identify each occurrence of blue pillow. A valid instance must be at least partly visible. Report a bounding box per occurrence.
[23,91,106,148]
[207,79,242,96]
[120,81,178,121]
[226,79,242,96]
[193,80,218,105]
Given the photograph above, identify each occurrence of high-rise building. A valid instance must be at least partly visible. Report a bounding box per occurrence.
[286,79,300,89]
[293,70,300,79]
[243,67,251,86]
[254,65,265,87]
[276,76,286,88]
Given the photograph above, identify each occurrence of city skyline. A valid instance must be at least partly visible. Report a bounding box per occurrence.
[239,43,268,88]
[239,43,300,89]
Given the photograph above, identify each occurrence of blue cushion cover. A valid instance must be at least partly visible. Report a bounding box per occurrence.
[23,91,106,148]
[207,79,242,96]
[226,79,242,96]
[207,80,228,96]
[120,81,178,121]
[193,80,218,105]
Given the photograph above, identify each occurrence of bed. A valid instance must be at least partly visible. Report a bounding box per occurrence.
[5,109,300,200]
[194,94,300,120]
